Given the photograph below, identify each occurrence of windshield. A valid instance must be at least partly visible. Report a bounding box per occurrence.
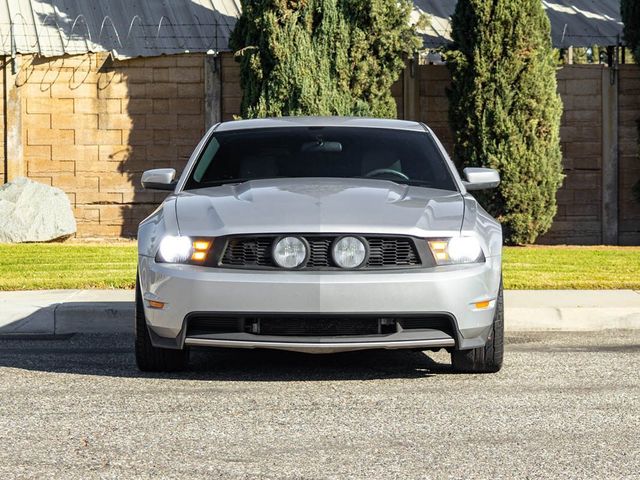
[183,127,457,191]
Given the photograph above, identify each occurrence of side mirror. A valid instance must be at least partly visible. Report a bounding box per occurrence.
[462,167,500,191]
[141,168,177,191]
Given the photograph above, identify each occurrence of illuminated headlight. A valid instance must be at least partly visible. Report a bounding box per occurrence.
[332,236,367,269]
[273,236,307,268]
[156,236,212,264]
[428,237,484,265]
[158,235,192,263]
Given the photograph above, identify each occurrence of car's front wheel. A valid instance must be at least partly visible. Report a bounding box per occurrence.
[451,283,504,374]
[134,276,189,372]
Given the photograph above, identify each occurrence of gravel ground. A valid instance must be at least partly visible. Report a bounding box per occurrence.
[0,331,639,479]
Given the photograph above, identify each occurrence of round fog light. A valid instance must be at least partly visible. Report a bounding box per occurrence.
[273,237,307,268]
[332,236,367,269]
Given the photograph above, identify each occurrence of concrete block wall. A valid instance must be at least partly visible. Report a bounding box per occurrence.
[10,53,206,237]
[544,66,603,244]
[618,65,640,245]
[221,53,241,120]
[416,65,454,153]
[3,51,638,244]
[391,71,404,119]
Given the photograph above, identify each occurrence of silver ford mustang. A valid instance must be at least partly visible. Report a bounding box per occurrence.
[136,117,503,373]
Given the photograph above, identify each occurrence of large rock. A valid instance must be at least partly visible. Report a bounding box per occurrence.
[0,177,76,243]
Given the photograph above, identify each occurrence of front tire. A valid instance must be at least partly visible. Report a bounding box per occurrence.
[451,283,504,374]
[135,276,189,372]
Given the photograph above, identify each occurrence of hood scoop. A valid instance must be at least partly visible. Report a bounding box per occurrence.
[176,178,463,237]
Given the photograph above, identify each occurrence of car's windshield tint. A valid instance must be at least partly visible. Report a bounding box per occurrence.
[183,127,457,191]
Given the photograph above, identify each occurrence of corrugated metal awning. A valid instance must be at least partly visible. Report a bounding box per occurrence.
[0,0,240,59]
[0,0,625,59]
[417,0,624,48]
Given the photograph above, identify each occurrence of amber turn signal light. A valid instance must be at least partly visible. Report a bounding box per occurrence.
[428,240,449,262]
[147,300,165,309]
[190,239,212,262]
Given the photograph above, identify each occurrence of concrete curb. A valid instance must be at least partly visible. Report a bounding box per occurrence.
[0,290,133,335]
[504,290,640,331]
[1,289,639,335]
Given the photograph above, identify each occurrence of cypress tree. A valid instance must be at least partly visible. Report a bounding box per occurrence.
[446,0,563,245]
[621,0,640,62]
[229,0,421,119]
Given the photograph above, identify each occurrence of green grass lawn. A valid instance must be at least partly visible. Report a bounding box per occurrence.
[0,243,638,291]
[503,246,640,290]
[0,243,138,291]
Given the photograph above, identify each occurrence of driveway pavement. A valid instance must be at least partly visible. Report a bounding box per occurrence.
[0,330,638,479]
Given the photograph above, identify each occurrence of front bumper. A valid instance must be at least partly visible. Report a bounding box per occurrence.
[138,255,502,353]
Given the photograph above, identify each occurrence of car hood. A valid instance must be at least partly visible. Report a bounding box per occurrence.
[174,178,464,237]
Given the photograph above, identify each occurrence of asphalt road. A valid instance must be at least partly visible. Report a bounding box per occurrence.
[1,331,639,479]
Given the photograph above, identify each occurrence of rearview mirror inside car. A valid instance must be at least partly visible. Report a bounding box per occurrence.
[462,167,500,191]
[141,168,177,191]
[300,141,343,153]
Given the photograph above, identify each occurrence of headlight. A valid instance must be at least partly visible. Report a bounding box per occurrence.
[428,237,484,265]
[272,236,307,268]
[158,235,192,263]
[332,236,367,268]
[156,236,213,264]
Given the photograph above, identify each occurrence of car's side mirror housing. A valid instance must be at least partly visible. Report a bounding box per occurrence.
[141,168,177,191]
[462,167,500,191]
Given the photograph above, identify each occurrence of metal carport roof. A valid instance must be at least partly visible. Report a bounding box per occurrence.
[0,0,240,59]
[417,0,624,48]
[0,0,625,59]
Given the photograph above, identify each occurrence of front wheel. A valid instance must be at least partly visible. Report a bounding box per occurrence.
[135,276,189,372]
[451,283,504,374]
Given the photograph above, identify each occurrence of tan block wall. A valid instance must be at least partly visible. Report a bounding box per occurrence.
[221,53,241,120]
[416,65,454,152]
[4,52,638,243]
[543,66,603,244]
[390,70,404,118]
[618,65,640,245]
[15,53,206,237]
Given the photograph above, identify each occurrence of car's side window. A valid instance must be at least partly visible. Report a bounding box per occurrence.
[193,138,220,182]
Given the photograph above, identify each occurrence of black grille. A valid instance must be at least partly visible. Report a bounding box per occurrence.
[258,317,380,336]
[187,317,241,335]
[220,235,421,269]
[186,314,454,338]
[398,316,455,336]
[221,237,273,267]
[367,237,420,267]
[307,238,332,267]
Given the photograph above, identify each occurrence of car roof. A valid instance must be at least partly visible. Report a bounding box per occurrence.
[213,116,427,132]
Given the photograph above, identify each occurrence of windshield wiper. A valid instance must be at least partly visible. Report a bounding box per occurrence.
[202,178,255,186]
[355,177,436,188]
[399,180,436,188]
